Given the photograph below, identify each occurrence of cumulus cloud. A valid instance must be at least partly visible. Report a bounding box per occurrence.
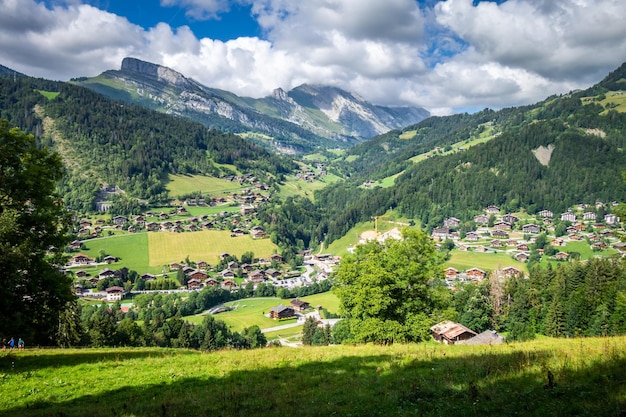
[1,0,625,113]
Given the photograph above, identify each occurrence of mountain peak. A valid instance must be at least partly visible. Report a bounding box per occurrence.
[120,57,189,88]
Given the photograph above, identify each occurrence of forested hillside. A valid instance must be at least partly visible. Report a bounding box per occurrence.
[0,76,295,211]
[261,63,626,250]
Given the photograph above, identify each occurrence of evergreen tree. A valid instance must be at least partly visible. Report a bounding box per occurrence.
[302,316,318,346]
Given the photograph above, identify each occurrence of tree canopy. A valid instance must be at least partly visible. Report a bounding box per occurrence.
[0,120,73,344]
[334,228,452,343]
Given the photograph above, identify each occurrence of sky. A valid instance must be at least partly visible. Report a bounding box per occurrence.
[0,0,625,115]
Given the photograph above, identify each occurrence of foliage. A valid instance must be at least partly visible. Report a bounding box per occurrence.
[334,228,449,343]
[0,120,74,345]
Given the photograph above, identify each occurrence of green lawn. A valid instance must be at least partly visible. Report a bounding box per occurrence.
[166,174,247,197]
[1,337,625,416]
[36,90,60,100]
[446,249,528,273]
[75,233,153,273]
[277,174,342,200]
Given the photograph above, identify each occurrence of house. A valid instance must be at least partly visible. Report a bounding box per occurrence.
[290,298,310,311]
[250,228,267,239]
[515,252,530,262]
[187,278,202,290]
[265,268,282,279]
[502,266,522,277]
[583,212,597,221]
[103,255,117,264]
[188,270,207,281]
[556,252,570,261]
[490,239,503,247]
[431,226,451,240]
[270,253,283,263]
[457,330,505,345]
[491,230,509,238]
[240,205,255,215]
[502,213,519,224]
[444,217,461,227]
[516,243,529,251]
[474,245,488,253]
[493,221,511,231]
[444,267,458,280]
[71,254,93,265]
[485,205,500,214]
[105,286,125,301]
[430,320,477,344]
[146,222,160,231]
[522,224,541,234]
[248,269,265,283]
[169,262,183,271]
[560,212,577,222]
[538,210,553,218]
[221,279,238,290]
[112,215,127,225]
[68,240,82,251]
[196,260,209,270]
[466,267,486,280]
[141,273,156,281]
[204,278,218,287]
[465,232,480,241]
[228,261,239,270]
[604,214,619,225]
[78,220,92,228]
[75,270,87,278]
[269,305,296,320]
[99,268,116,279]
[473,214,489,224]
[220,269,235,279]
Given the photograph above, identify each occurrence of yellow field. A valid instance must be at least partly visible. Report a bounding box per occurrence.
[148,230,278,266]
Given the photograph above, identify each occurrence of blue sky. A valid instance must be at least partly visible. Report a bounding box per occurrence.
[2,0,625,114]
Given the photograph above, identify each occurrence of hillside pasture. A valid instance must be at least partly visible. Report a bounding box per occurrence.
[166,174,247,197]
[278,173,342,200]
[148,230,277,267]
[1,337,624,416]
[446,249,528,273]
[75,233,153,273]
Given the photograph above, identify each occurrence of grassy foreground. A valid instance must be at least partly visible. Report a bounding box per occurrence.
[1,337,624,416]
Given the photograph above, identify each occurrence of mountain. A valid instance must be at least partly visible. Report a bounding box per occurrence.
[0,73,296,212]
[0,64,23,77]
[258,62,626,248]
[72,57,429,153]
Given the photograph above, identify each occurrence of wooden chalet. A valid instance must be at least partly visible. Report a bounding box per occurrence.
[290,298,310,311]
[430,320,477,345]
[105,286,125,301]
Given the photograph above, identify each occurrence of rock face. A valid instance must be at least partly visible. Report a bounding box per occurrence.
[77,57,430,153]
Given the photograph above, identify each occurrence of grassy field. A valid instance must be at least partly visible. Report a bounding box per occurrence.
[166,174,247,197]
[1,336,624,416]
[278,174,342,200]
[36,90,60,100]
[186,292,339,333]
[446,250,528,273]
[148,230,277,267]
[69,231,277,274]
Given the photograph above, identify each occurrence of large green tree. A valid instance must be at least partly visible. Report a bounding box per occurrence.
[334,228,449,344]
[0,120,73,345]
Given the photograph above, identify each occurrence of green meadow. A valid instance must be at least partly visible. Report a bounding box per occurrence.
[278,174,342,200]
[70,231,277,274]
[166,174,247,197]
[446,249,528,273]
[1,336,624,416]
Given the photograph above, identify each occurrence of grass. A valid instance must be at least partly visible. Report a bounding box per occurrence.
[69,231,277,274]
[36,90,59,100]
[277,174,342,200]
[1,336,625,416]
[148,230,277,267]
[446,249,528,273]
[166,174,247,197]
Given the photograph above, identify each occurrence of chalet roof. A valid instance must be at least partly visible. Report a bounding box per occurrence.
[430,320,476,340]
[290,298,309,307]
[269,304,293,314]
[105,286,124,293]
[457,330,505,345]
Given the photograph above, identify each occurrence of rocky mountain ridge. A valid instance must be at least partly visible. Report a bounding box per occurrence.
[74,57,429,153]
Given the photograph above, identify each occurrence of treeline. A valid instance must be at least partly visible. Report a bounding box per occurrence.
[0,75,296,210]
[454,257,626,340]
[260,85,626,250]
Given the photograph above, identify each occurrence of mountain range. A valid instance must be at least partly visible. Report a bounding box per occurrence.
[72,57,430,153]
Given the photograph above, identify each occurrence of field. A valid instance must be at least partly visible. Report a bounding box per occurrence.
[278,174,342,200]
[166,174,246,197]
[446,250,528,273]
[148,230,277,267]
[1,336,624,416]
[70,231,277,274]
[186,293,340,333]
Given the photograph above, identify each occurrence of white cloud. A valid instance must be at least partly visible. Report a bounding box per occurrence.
[1,0,625,113]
